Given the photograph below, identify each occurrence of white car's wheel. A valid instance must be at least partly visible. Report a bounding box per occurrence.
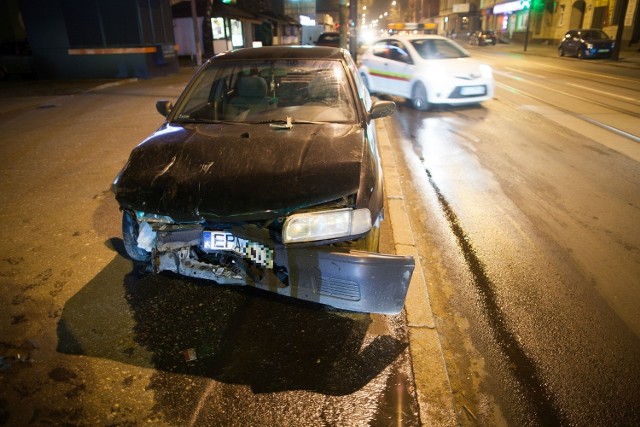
[411,82,429,111]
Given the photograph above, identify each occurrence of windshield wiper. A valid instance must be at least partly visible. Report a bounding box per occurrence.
[249,117,325,128]
[174,117,241,124]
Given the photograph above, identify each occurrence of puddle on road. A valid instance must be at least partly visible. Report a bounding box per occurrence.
[371,368,419,426]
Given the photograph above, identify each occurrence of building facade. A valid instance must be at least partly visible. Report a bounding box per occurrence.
[444,0,639,44]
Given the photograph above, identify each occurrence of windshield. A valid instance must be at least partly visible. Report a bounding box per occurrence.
[582,30,609,40]
[172,58,358,124]
[410,38,469,60]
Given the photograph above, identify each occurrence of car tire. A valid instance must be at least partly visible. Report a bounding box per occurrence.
[411,82,429,111]
[122,210,152,263]
[558,46,565,56]
[577,49,585,59]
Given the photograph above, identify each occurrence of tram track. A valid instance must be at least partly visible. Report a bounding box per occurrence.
[494,78,640,144]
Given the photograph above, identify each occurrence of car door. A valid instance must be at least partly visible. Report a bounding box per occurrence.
[362,40,395,95]
[384,40,414,98]
[362,40,412,96]
[563,30,580,55]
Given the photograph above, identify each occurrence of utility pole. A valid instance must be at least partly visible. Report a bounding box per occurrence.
[349,0,358,61]
[611,0,629,61]
[339,0,349,49]
[524,5,531,52]
[190,0,202,65]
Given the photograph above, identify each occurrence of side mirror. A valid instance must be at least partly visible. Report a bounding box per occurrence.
[156,100,173,117]
[368,100,396,120]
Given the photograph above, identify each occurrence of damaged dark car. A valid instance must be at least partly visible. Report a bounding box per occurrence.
[113,46,415,314]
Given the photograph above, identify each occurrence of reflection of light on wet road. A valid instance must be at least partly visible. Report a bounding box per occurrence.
[392,109,566,425]
[410,116,451,162]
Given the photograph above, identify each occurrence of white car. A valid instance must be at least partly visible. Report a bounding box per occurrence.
[359,35,494,110]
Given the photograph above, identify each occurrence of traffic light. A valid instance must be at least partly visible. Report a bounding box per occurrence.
[532,0,545,12]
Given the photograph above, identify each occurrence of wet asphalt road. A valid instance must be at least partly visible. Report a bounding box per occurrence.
[0,71,419,425]
[383,45,640,426]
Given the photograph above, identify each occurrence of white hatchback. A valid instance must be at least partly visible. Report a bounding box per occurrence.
[359,35,494,110]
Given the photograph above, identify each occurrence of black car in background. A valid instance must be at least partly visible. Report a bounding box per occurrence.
[113,46,414,314]
[558,29,614,59]
[0,40,35,79]
[468,30,497,46]
[315,32,341,47]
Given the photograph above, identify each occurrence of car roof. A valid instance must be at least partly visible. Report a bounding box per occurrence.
[212,46,346,61]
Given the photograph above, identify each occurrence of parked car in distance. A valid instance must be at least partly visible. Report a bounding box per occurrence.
[315,32,341,47]
[0,40,35,79]
[558,29,614,59]
[113,45,414,314]
[468,30,497,46]
[359,35,494,111]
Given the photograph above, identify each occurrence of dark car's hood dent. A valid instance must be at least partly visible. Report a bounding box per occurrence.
[115,123,365,220]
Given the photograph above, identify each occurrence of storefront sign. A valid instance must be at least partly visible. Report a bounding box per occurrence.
[493,0,527,14]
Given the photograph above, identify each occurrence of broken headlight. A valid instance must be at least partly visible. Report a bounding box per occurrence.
[282,208,371,244]
[135,211,175,224]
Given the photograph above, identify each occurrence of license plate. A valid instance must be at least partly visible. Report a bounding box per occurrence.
[460,86,485,96]
[598,48,610,52]
[202,231,273,268]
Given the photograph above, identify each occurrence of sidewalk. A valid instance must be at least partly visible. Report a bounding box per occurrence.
[490,38,640,66]
[377,118,458,426]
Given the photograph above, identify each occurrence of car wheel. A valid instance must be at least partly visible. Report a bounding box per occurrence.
[122,210,152,262]
[558,46,565,56]
[411,82,429,111]
[577,48,585,59]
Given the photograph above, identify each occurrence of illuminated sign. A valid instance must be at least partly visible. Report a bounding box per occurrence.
[493,0,528,14]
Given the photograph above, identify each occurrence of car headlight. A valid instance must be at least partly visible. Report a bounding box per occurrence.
[586,43,594,49]
[136,211,175,224]
[283,208,372,244]
[480,64,493,78]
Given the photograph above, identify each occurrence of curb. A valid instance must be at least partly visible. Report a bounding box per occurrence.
[377,118,458,426]
[84,78,139,92]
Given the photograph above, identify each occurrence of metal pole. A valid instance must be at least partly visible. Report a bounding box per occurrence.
[611,0,629,61]
[191,0,202,65]
[524,7,531,51]
[349,0,358,61]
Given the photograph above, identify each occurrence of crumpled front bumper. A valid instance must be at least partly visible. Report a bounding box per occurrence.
[155,241,415,315]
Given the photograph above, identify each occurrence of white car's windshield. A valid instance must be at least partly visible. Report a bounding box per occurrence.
[173,58,358,124]
[410,39,469,60]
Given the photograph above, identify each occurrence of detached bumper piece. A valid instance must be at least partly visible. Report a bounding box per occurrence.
[155,242,414,314]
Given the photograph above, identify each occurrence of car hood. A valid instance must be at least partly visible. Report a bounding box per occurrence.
[429,58,486,79]
[115,123,366,221]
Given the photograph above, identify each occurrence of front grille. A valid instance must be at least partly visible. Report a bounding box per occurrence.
[449,86,487,99]
[314,276,361,301]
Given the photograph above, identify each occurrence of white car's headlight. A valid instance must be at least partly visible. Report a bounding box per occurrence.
[480,64,493,78]
[283,208,372,244]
